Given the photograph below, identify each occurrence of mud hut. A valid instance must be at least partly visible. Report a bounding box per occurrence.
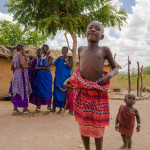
[0,45,120,99]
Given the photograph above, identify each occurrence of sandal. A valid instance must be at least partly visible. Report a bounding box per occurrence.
[33,108,41,114]
[120,144,128,149]
[23,111,33,117]
[56,109,62,114]
[51,107,56,113]
[44,109,51,115]
[12,110,21,115]
[62,108,66,117]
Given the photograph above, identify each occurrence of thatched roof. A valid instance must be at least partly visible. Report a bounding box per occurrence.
[0,45,121,68]
[0,45,72,61]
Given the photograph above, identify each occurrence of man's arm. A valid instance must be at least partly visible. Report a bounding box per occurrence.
[135,109,141,132]
[105,46,118,77]
[98,47,118,85]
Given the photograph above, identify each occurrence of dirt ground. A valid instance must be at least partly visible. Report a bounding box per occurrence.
[0,92,150,150]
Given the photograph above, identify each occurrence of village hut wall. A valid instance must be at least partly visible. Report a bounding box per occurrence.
[0,57,13,99]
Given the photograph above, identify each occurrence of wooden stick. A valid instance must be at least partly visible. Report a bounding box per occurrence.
[137,62,140,97]
[64,33,72,52]
[128,56,131,93]
[140,66,143,97]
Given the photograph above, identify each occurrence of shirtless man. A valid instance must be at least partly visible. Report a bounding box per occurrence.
[65,21,118,150]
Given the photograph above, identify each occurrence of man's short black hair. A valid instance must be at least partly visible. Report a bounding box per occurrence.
[62,46,68,52]
[42,44,49,50]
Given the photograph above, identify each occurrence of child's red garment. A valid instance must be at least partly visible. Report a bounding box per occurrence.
[66,89,74,111]
[70,67,110,138]
[117,105,135,136]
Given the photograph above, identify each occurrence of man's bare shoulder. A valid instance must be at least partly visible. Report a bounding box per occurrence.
[100,46,111,52]
[78,46,87,53]
[133,107,139,114]
[99,46,112,57]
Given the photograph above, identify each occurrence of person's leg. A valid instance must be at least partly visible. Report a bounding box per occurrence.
[126,136,132,150]
[23,107,33,116]
[57,107,62,114]
[34,105,41,113]
[47,105,51,111]
[13,107,18,111]
[23,107,29,112]
[51,106,56,112]
[120,134,128,149]
[69,109,74,115]
[44,105,51,115]
[62,104,67,116]
[12,107,21,115]
[81,134,90,150]
[95,136,103,150]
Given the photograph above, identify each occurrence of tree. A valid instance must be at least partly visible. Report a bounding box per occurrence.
[0,20,47,46]
[6,0,127,71]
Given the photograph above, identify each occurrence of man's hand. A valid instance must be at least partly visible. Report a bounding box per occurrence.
[136,125,140,132]
[64,78,75,89]
[46,51,50,56]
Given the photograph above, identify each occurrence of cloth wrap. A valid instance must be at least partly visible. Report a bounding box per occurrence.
[30,57,52,105]
[53,56,71,108]
[70,67,110,138]
[117,105,135,136]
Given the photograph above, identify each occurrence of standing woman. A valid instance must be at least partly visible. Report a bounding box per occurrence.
[52,46,72,114]
[11,44,32,115]
[30,44,53,114]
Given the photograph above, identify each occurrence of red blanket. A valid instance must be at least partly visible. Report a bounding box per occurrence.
[70,67,110,128]
[117,105,135,136]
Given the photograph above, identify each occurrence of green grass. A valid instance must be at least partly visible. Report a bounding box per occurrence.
[119,74,150,90]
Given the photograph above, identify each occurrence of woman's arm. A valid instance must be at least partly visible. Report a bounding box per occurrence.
[44,56,53,68]
[18,54,28,69]
[65,56,72,68]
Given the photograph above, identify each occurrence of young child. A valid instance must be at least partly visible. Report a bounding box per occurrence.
[115,93,141,150]
[11,44,32,116]
[64,21,118,150]
[30,44,53,114]
[65,89,74,115]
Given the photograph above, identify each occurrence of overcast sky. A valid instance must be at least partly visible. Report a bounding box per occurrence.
[0,0,150,72]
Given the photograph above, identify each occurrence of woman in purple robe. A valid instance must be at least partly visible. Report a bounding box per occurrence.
[11,44,32,115]
[29,48,41,88]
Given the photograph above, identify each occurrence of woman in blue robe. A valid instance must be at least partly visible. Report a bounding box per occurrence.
[52,46,72,114]
[30,44,53,114]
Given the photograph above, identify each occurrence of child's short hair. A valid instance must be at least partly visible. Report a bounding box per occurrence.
[16,44,24,51]
[42,44,49,50]
[62,46,68,52]
[88,21,104,34]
